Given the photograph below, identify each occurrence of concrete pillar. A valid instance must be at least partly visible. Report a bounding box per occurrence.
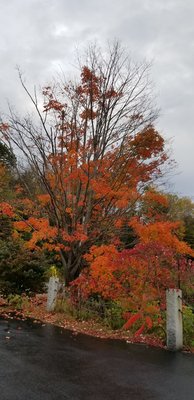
[47,277,59,312]
[166,288,183,351]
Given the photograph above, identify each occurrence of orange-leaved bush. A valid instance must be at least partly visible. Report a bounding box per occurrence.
[71,219,194,334]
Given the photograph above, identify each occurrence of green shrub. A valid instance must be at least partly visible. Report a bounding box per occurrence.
[55,297,99,321]
[7,293,29,310]
[0,239,50,296]
[55,298,76,317]
[183,306,194,348]
[56,294,125,329]
[103,301,125,329]
[74,297,125,328]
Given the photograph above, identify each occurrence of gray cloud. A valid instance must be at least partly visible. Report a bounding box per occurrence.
[0,0,194,197]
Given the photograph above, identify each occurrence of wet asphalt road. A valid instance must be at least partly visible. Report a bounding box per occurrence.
[0,316,194,400]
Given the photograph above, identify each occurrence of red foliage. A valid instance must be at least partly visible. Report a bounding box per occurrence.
[123,313,141,330]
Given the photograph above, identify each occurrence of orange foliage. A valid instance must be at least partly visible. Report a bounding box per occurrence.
[71,218,194,334]
[0,202,14,217]
[37,194,51,206]
[13,220,31,232]
[130,218,194,256]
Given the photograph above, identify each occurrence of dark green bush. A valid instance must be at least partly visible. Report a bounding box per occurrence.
[0,239,50,296]
[183,306,194,348]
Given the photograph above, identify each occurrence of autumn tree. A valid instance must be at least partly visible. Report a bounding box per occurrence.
[0,42,170,284]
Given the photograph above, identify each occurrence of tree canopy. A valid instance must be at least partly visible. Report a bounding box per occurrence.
[0,43,171,283]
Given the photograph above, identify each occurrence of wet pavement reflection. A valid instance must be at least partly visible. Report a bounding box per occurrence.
[0,316,194,399]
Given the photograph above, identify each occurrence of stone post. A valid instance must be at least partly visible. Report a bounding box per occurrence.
[47,276,59,312]
[166,288,183,351]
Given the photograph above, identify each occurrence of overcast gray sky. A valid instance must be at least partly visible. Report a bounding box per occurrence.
[0,0,193,198]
